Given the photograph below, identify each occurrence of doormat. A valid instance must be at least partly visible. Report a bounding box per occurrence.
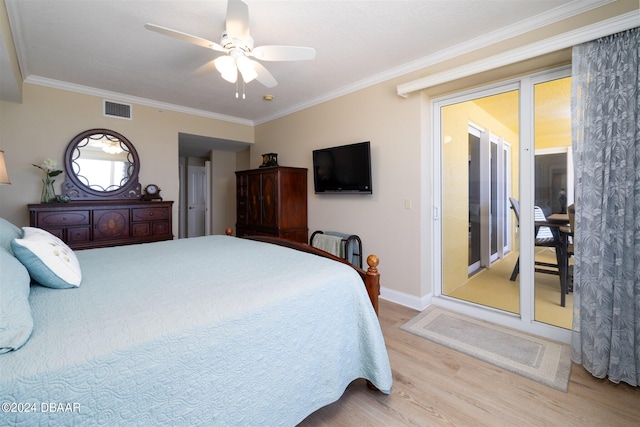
[401,306,572,391]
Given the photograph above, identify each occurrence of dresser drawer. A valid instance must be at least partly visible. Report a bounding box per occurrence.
[132,222,151,237]
[66,227,91,243]
[37,210,90,227]
[132,221,170,237]
[93,209,130,240]
[46,228,64,240]
[152,221,170,235]
[132,207,170,222]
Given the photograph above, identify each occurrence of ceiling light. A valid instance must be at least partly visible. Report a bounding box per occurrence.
[263,94,274,101]
[237,56,257,83]
[214,56,238,83]
[102,141,123,154]
[215,54,258,86]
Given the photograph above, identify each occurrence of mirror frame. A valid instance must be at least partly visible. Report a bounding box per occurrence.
[62,129,141,200]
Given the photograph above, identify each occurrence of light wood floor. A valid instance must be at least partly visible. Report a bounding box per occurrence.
[299,300,639,426]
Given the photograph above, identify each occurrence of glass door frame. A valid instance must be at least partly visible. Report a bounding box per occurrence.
[431,66,572,343]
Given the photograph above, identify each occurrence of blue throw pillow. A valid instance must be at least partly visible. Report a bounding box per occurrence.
[11,227,82,289]
[0,217,21,255]
[0,248,33,354]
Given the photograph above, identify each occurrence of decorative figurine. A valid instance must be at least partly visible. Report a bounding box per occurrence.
[260,153,278,168]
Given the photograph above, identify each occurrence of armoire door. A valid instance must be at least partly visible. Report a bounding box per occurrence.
[261,171,278,228]
[247,173,262,226]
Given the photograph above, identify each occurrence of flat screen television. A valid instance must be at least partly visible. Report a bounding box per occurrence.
[312,141,372,194]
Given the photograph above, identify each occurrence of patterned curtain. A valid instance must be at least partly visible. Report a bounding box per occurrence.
[570,27,639,386]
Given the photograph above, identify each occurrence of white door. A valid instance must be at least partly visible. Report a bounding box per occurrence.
[187,165,207,237]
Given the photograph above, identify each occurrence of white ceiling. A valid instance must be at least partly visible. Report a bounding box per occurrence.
[4,0,597,123]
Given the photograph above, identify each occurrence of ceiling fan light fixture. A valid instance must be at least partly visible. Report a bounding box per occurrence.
[221,69,238,84]
[215,56,238,83]
[237,56,257,83]
[146,0,316,90]
[102,144,124,155]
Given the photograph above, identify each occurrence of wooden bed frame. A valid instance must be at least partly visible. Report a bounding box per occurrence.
[226,230,380,316]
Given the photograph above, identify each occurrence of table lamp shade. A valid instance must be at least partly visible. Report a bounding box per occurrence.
[0,151,11,184]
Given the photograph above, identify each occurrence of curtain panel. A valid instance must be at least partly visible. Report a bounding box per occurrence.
[571,27,639,386]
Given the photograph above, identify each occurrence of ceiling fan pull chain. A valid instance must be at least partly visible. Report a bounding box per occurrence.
[243,80,246,100]
[235,80,239,99]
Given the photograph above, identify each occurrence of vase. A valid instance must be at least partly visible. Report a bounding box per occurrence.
[41,178,56,203]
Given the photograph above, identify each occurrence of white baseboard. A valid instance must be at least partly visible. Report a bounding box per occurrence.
[380,287,432,312]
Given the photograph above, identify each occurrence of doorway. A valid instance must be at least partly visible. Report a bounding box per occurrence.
[467,124,511,276]
[177,132,251,238]
[179,157,210,238]
[187,163,208,237]
[434,69,573,339]
[441,88,519,314]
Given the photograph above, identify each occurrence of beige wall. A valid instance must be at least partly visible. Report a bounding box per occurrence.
[0,83,253,234]
[210,149,238,234]
[254,78,424,298]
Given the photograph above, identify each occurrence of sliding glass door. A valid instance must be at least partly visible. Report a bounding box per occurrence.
[532,76,573,329]
[436,69,573,333]
[441,88,519,313]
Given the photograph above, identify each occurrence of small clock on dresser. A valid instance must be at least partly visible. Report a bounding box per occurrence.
[141,184,162,201]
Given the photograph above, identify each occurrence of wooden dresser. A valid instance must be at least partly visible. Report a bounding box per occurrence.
[235,167,308,244]
[29,200,173,250]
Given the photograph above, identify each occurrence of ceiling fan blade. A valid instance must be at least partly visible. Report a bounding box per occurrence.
[251,46,316,61]
[226,0,250,41]
[250,60,278,88]
[194,59,218,76]
[145,23,227,52]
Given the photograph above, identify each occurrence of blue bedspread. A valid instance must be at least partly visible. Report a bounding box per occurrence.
[1,236,392,426]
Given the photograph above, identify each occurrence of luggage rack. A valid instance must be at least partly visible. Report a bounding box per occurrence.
[309,230,363,268]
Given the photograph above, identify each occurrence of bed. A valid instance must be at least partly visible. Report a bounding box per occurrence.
[0,226,392,426]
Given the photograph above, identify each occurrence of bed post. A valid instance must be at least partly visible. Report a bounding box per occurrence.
[365,255,380,316]
[365,255,382,392]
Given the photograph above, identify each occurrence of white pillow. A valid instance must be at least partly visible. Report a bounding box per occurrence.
[0,248,33,353]
[11,227,82,289]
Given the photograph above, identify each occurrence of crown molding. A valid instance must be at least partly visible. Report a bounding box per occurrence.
[24,75,255,126]
[389,0,612,83]
[254,0,614,124]
[8,0,625,126]
[397,10,639,97]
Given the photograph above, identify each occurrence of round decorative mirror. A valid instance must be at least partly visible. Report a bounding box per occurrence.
[62,129,141,200]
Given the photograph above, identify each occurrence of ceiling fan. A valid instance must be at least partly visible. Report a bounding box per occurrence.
[145,0,316,89]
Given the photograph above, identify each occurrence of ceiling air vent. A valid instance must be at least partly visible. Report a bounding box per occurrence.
[103,100,132,120]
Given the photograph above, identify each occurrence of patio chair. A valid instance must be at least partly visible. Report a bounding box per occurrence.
[509,197,559,281]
